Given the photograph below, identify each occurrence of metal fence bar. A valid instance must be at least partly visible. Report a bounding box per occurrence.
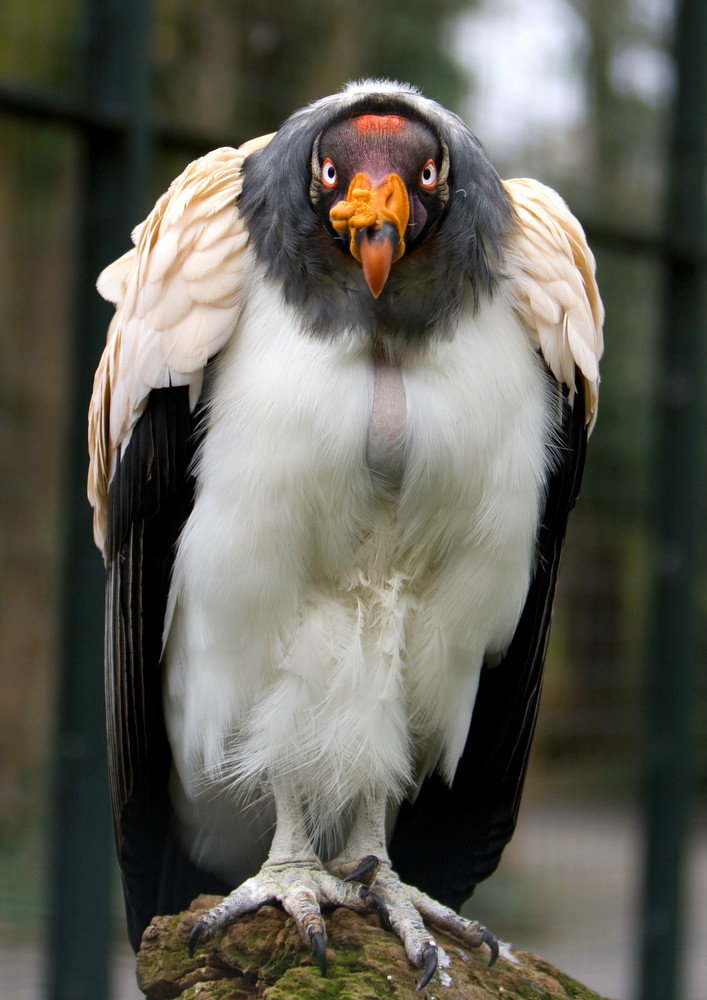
[46,2,153,998]
[637,1,707,998]
[0,80,242,158]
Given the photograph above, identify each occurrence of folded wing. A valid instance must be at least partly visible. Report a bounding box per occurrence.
[88,135,274,554]
[506,176,603,430]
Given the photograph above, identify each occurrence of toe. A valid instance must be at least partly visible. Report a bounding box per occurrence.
[280,880,326,947]
[186,921,204,957]
[408,884,498,962]
[187,875,275,951]
[342,854,380,884]
[482,925,499,966]
[308,929,328,977]
[369,871,439,983]
[418,943,438,991]
[328,853,381,885]
[358,885,392,930]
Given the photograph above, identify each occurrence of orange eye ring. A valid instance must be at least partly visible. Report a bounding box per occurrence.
[420,159,438,190]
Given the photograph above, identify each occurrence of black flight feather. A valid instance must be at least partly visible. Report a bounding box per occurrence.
[105,387,228,950]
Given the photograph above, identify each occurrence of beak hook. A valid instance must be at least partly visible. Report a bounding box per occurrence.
[357,224,399,299]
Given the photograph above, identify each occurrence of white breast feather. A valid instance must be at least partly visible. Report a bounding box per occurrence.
[163,267,555,873]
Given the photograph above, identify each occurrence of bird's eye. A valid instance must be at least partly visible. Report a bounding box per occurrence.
[420,160,438,190]
[321,158,338,189]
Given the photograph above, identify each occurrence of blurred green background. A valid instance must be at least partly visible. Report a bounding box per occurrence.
[0,1,705,999]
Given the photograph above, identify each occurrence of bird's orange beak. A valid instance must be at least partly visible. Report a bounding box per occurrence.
[329,173,410,298]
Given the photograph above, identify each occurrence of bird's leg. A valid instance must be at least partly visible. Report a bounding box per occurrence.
[327,794,497,990]
[327,795,439,987]
[326,792,389,881]
[186,785,369,972]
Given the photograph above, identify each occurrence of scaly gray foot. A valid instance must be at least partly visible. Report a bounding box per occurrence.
[187,859,369,974]
[188,855,497,990]
[331,856,498,990]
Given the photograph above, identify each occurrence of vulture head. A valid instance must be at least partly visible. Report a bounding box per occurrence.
[239,83,515,338]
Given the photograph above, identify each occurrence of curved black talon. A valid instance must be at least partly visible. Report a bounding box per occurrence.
[417,944,438,991]
[187,921,205,957]
[343,854,380,884]
[309,929,328,977]
[482,926,499,966]
[358,885,392,931]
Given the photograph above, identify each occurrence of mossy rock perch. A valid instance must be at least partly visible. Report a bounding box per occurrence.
[136,895,613,1000]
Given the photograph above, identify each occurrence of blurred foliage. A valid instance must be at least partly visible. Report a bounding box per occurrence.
[152,0,471,141]
[0,0,81,88]
[568,0,671,228]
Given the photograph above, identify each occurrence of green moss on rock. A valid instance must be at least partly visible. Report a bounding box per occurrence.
[136,896,615,1000]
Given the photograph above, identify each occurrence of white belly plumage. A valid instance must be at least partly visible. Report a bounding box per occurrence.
[163,272,555,878]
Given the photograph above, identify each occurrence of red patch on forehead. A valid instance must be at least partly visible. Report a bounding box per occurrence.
[353,114,407,134]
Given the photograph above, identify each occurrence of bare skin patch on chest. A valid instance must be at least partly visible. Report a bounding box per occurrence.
[366,347,407,488]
